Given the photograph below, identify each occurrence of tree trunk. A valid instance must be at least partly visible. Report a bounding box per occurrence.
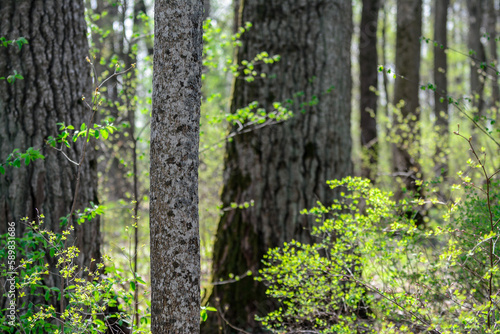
[0,0,100,311]
[150,0,203,332]
[233,0,241,33]
[204,0,211,20]
[392,0,423,200]
[207,0,353,332]
[467,1,486,116]
[359,0,380,181]
[433,0,449,178]
[486,0,500,114]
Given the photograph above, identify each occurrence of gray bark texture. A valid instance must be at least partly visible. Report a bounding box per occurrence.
[0,0,100,310]
[392,0,423,200]
[150,0,203,332]
[359,0,380,181]
[433,0,449,176]
[206,0,353,332]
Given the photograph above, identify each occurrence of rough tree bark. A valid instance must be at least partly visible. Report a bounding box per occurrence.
[392,0,423,200]
[0,0,100,310]
[207,0,353,332]
[359,0,380,181]
[150,0,203,332]
[433,0,449,177]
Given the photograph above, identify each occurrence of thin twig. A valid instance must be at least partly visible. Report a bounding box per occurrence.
[210,271,252,286]
[217,309,253,334]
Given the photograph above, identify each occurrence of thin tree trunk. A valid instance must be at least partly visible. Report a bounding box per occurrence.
[382,3,391,136]
[360,0,381,181]
[392,0,423,200]
[150,0,203,332]
[204,0,211,20]
[233,0,241,33]
[129,2,141,328]
[467,1,486,116]
[0,0,100,313]
[486,0,500,114]
[433,0,449,178]
[207,0,353,331]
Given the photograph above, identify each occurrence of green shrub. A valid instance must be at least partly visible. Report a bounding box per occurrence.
[258,135,500,334]
[0,214,150,333]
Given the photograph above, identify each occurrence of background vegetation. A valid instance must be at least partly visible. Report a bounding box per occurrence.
[2,0,500,333]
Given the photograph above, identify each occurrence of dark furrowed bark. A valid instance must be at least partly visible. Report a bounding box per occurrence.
[0,0,100,313]
[206,0,353,332]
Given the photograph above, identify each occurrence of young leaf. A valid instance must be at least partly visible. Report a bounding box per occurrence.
[15,37,28,50]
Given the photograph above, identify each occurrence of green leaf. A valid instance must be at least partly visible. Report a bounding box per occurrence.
[130,281,136,291]
[94,319,105,328]
[200,309,208,322]
[15,37,28,50]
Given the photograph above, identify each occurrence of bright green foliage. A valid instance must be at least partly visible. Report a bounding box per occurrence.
[258,177,396,333]
[200,19,287,152]
[0,147,45,175]
[46,120,117,149]
[200,305,217,322]
[258,163,500,333]
[0,214,150,333]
